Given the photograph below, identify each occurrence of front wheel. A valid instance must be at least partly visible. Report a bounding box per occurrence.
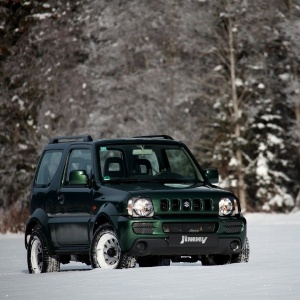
[90,224,136,269]
[201,254,231,266]
[231,237,250,263]
[27,228,60,274]
[138,256,171,267]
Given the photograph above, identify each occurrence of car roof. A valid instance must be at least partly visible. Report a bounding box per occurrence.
[44,135,183,149]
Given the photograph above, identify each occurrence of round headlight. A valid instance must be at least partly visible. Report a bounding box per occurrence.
[219,198,234,216]
[128,198,154,217]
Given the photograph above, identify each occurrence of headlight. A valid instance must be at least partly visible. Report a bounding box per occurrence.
[219,198,238,216]
[127,197,154,217]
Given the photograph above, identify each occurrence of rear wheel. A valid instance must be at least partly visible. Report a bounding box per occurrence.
[27,228,60,274]
[90,224,136,269]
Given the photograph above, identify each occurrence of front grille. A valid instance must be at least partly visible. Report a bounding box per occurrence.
[203,198,213,211]
[132,223,154,234]
[160,199,169,211]
[224,221,244,233]
[163,222,216,233]
[182,199,191,211]
[193,199,202,211]
[172,199,180,211]
[159,198,213,212]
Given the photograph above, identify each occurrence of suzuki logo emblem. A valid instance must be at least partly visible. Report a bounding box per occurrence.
[183,201,190,208]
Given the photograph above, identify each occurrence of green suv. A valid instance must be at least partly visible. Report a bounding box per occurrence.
[25,135,249,273]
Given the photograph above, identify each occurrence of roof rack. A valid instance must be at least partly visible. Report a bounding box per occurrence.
[132,135,174,140]
[49,135,93,144]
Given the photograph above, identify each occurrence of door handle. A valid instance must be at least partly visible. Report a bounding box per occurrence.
[58,194,65,205]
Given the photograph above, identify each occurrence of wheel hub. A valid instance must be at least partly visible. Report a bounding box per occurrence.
[103,237,120,265]
[107,247,117,257]
[96,233,121,268]
[37,252,43,263]
[30,238,43,273]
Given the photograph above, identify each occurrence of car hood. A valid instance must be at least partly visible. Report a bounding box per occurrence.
[102,181,233,198]
[99,181,238,215]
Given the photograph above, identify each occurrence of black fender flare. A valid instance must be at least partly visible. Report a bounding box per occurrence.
[91,202,121,236]
[24,208,50,249]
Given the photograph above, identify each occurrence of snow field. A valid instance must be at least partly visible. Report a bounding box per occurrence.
[0,212,299,300]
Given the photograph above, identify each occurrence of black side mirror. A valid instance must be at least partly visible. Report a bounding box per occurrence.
[69,170,89,185]
[205,168,219,184]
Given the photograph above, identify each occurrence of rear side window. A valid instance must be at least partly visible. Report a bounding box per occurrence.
[35,150,63,186]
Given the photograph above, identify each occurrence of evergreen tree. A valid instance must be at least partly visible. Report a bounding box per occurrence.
[197,0,298,212]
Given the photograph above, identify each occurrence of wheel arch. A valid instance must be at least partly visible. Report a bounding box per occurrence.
[92,202,120,235]
[25,208,50,249]
[93,214,112,235]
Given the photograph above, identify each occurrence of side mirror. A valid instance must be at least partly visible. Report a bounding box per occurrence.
[69,170,88,185]
[205,168,219,184]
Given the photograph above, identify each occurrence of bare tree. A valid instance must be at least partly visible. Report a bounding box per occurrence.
[226,0,247,210]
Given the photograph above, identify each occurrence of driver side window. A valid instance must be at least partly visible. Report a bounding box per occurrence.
[64,149,92,185]
[165,149,195,178]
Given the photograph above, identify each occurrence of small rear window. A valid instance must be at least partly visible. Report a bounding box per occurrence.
[35,150,63,187]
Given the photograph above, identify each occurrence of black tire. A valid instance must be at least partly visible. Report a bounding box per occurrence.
[27,228,60,274]
[90,223,136,269]
[201,254,231,266]
[138,256,171,267]
[231,237,250,263]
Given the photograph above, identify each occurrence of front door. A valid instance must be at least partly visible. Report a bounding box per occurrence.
[52,147,93,246]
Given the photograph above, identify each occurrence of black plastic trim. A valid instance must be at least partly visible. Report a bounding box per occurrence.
[49,135,93,144]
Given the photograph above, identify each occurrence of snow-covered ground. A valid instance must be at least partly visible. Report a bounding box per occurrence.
[1,213,300,300]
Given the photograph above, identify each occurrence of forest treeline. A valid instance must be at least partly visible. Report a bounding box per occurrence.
[0,0,300,232]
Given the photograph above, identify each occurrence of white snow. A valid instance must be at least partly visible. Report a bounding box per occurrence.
[30,13,53,20]
[0,213,300,300]
[27,118,34,126]
[256,153,270,180]
[18,143,28,150]
[235,78,243,87]
[267,133,283,146]
[213,65,223,71]
[279,73,290,81]
[228,157,238,167]
[260,114,281,122]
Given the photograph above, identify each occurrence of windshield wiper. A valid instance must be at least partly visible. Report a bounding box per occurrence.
[102,178,159,184]
[153,178,203,184]
[102,178,203,184]
[102,178,139,184]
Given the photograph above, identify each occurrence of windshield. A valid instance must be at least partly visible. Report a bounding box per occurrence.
[98,144,204,183]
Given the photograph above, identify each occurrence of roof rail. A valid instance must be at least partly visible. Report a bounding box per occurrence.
[132,135,174,140]
[49,135,93,144]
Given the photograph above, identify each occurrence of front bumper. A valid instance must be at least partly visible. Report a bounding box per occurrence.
[128,236,244,256]
[115,215,247,257]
